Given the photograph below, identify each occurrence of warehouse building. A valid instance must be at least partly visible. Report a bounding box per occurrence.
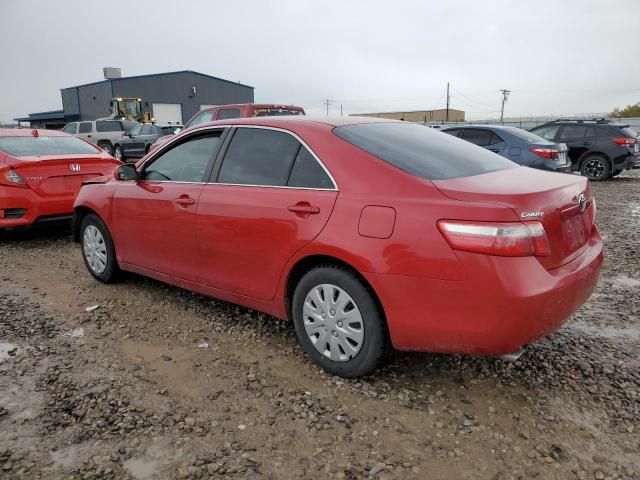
[353,108,465,123]
[16,69,254,129]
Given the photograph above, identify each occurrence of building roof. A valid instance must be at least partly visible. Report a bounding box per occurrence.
[60,70,254,91]
[14,109,77,122]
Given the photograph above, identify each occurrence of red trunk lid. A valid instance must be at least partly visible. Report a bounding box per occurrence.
[7,155,119,197]
[432,168,595,270]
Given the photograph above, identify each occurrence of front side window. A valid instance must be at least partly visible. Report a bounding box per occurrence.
[188,111,214,127]
[443,128,461,137]
[140,125,153,135]
[142,134,220,182]
[462,129,493,146]
[62,123,77,134]
[0,135,101,156]
[129,124,142,136]
[530,125,559,141]
[217,128,300,186]
[334,122,516,180]
[216,108,241,120]
[78,122,92,134]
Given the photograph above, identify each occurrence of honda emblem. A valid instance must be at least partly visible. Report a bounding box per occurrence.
[69,164,81,172]
[578,193,587,212]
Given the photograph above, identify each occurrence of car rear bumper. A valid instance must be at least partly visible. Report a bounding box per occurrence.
[365,228,603,356]
[0,186,74,228]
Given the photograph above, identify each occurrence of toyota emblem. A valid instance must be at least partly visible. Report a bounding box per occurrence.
[578,193,587,212]
[70,163,81,172]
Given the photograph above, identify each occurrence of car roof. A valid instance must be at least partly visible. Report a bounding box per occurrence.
[196,115,400,130]
[0,128,71,138]
[202,103,305,111]
[442,124,524,132]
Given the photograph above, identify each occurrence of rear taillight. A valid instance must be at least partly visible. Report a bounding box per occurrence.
[530,148,559,160]
[0,167,27,187]
[438,220,551,257]
[611,137,636,146]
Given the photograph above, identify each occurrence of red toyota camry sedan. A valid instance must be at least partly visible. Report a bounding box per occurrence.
[72,117,603,377]
[0,129,121,229]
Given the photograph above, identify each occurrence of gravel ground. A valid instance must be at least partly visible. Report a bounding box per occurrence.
[0,171,638,480]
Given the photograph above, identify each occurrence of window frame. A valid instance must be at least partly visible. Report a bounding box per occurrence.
[138,127,228,184]
[208,125,337,191]
[78,122,93,134]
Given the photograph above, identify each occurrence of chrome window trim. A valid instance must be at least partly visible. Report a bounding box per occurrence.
[137,124,338,191]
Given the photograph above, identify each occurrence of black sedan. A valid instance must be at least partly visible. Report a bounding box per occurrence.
[113,123,182,162]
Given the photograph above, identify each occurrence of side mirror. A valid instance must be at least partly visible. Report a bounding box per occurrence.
[114,164,137,181]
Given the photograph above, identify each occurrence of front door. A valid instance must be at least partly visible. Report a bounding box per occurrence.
[196,127,338,300]
[112,131,224,279]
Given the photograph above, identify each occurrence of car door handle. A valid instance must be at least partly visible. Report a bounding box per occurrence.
[287,203,320,215]
[174,196,195,206]
[87,134,92,138]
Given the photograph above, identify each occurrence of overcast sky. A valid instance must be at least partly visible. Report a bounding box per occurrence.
[1,0,639,123]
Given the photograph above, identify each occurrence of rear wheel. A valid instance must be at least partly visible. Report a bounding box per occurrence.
[98,142,113,156]
[80,214,120,283]
[114,145,125,162]
[580,155,611,181]
[292,266,387,377]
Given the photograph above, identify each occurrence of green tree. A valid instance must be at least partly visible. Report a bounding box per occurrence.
[610,103,640,118]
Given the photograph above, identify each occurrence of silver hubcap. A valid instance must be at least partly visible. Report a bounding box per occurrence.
[83,225,108,274]
[114,148,122,160]
[303,284,364,362]
[584,159,605,178]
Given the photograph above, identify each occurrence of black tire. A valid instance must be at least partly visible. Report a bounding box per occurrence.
[98,142,114,156]
[580,155,611,181]
[292,266,387,378]
[79,214,120,283]
[114,145,126,162]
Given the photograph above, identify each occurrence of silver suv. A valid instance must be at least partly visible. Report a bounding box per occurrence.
[61,120,138,156]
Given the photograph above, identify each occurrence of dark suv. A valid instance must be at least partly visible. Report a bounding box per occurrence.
[530,118,639,180]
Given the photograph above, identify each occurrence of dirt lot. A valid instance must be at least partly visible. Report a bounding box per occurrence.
[1,171,638,480]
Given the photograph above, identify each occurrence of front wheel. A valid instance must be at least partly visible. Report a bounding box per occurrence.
[292,266,387,377]
[98,142,114,156]
[580,155,611,181]
[80,214,120,283]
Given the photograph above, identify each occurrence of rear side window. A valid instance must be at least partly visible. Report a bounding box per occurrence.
[443,128,461,137]
[288,147,334,189]
[0,136,101,156]
[96,121,123,132]
[462,129,493,146]
[78,122,92,134]
[143,135,220,182]
[333,123,516,180]
[218,128,300,186]
[559,125,588,139]
[217,108,241,120]
[489,133,503,145]
[188,111,214,127]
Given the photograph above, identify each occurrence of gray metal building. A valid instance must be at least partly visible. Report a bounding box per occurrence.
[16,70,254,128]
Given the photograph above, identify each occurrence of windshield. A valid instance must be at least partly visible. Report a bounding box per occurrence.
[0,136,101,157]
[333,122,517,180]
[117,99,142,118]
[254,108,304,117]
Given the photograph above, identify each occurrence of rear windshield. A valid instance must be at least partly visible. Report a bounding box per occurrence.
[506,128,549,143]
[333,122,517,180]
[0,136,101,157]
[254,108,304,117]
[618,127,638,138]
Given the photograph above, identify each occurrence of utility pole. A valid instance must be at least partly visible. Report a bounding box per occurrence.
[499,89,511,123]
[445,82,450,123]
[340,104,343,116]
[322,99,334,116]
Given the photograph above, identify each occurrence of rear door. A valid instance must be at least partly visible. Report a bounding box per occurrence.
[77,122,93,142]
[558,125,590,164]
[112,130,224,279]
[195,126,338,300]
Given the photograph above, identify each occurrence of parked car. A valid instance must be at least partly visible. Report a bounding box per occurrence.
[529,118,639,180]
[442,125,571,173]
[150,103,305,153]
[0,129,121,229]
[62,120,138,156]
[73,117,603,377]
[113,123,182,162]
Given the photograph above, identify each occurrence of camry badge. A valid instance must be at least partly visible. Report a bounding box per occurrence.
[521,211,544,218]
[70,163,81,172]
[578,193,587,212]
